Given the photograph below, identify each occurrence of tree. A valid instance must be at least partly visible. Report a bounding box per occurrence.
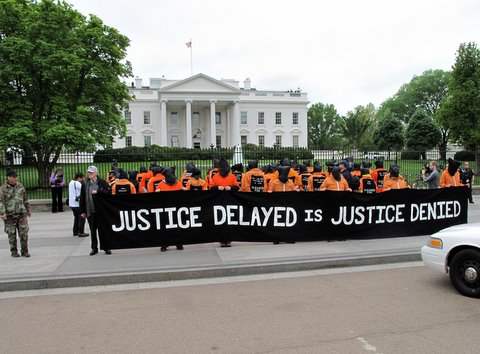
[405,109,441,159]
[377,69,451,160]
[339,104,376,151]
[440,42,480,171]
[0,0,132,186]
[372,110,405,158]
[307,102,342,149]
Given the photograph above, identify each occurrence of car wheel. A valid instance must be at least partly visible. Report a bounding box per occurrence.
[449,249,480,298]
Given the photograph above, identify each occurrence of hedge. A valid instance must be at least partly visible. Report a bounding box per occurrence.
[454,150,476,161]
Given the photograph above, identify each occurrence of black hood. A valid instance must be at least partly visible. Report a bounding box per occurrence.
[362,161,372,169]
[281,158,291,167]
[298,164,307,174]
[218,158,230,177]
[232,163,244,173]
[331,166,341,181]
[389,165,400,178]
[353,163,361,170]
[128,170,137,180]
[154,166,164,176]
[116,168,128,180]
[374,159,384,169]
[447,158,461,176]
[185,161,195,173]
[163,167,177,185]
[212,159,220,169]
[313,162,322,173]
[263,164,274,174]
[278,166,291,183]
[303,160,311,167]
[360,168,370,176]
[139,165,147,173]
[247,160,258,171]
[191,168,201,179]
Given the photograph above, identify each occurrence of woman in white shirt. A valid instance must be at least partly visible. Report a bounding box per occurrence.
[68,172,88,237]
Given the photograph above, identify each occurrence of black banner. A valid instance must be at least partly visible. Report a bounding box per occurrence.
[94,187,469,250]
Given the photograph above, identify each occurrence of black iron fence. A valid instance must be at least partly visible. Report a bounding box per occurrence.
[0,147,478,199]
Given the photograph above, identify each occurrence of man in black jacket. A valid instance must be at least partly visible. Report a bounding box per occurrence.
[80,166,112,255]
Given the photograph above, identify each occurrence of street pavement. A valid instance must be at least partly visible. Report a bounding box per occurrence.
[0,263,479,353]
[0,195,478,291]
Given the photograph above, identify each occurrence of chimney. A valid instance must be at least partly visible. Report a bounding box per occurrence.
[244,78,251,90]
[134,77,142,88]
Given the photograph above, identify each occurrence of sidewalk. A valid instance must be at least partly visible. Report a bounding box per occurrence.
[1,196,478,292]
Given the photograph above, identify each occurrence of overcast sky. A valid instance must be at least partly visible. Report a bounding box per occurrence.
[67,0,479,114]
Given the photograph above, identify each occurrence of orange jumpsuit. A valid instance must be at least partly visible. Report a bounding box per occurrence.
[111,179,137,195]
[268,179,296,192]
[384,177,409,190]
[272,169,302,188]
[138,170,154,193]
[210,173,239,189]
[240,168,266,192]
[155,180,183,192]
[371,168,388,193]
[440,170,463,187]
[147,174,165,193]
[185,178,209,191]
[320,176,351,191]
[307,172,327,192]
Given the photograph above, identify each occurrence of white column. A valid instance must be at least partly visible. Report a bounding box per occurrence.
[185,100,192,148]
[160,100,168,146]
[210,100,216,147]
[231,100,240,147]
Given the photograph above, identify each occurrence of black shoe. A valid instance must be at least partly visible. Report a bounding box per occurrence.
[273,242,280,245]
[90,249,98,256]
[160,246,168,252]
[470,201,474,204]
[11,252,20,258]
[78,233,89,237]
[176,245,184,250]
[104,250,112,255]
[52,211,57,213]
[21,252,30,258]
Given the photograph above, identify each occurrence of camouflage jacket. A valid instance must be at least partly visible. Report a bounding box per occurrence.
[0,182,30,216]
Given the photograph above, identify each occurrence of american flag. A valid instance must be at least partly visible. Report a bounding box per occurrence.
[185,40,192,48]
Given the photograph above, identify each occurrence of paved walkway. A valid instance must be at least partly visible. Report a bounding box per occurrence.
[1,196,478,291]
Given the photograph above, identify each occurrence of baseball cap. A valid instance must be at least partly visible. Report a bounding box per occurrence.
[6,170,18,177]
[87,166,98,173]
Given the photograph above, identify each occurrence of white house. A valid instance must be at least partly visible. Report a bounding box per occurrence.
[115,73,309,149]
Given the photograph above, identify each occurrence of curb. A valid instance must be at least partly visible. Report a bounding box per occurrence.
[0,251,421,292]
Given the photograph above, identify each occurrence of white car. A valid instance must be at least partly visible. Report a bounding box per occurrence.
[422,222,480,298]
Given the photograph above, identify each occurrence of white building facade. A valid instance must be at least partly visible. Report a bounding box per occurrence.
[116,73,309,149]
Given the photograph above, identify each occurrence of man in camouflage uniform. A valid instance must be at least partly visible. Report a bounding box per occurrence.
[0,170,31,257]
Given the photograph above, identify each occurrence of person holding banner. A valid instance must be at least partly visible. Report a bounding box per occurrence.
[307,162,327,192]
[371,159,388,193]
[155,168,184,252]
[147,167,165,193]
[440,158,463,188]
[383,165,409,190]
[80,166,112,256]
[240,160,266,192]
[210,159,239,191]
[185,168,208,191]
[268,166,298,192]
[320,166,351,191]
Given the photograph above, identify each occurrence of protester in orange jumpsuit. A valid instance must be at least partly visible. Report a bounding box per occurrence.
[307,162,327,192]
[320,166,351,191]
[111,169,137,195]
[358,168,376,194]
[138,163,156,193]
[240,160,266,192]
[146,166,165,193]
[268,166,298,192]
[180,161,196,188]
[205,159,220,188]
[384,165,409,190]
[440,158,464,188]
[185,168,209,191]
[370,159,388,193]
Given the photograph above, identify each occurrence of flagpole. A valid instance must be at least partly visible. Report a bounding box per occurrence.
[190,38,193,76]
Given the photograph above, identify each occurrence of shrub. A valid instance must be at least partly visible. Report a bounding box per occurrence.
[400,150,421,160]
[454,150,476,161]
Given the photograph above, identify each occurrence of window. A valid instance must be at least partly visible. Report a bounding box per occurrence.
[193,112,200,127]
[241,135,247,145]
[275,112,282,125]
[292,135,299,147]
[258,112,265,125]
[258,135,265,147]
[216,135,222,148]
[292,112,299,125]
[215,112,221,125]
[171,135,179,147]
[124,109,131,124]
[125,136,132,147]
[143,111,151,125]
[170,112,179,126]
[194,142,201,149]
[240,112,247,125]
[144,135,152,147]
[275,135,282,147]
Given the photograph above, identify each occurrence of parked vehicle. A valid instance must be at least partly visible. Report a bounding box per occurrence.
[422,222,480,298]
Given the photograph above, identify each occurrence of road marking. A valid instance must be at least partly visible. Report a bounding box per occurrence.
[0,261,424,299]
